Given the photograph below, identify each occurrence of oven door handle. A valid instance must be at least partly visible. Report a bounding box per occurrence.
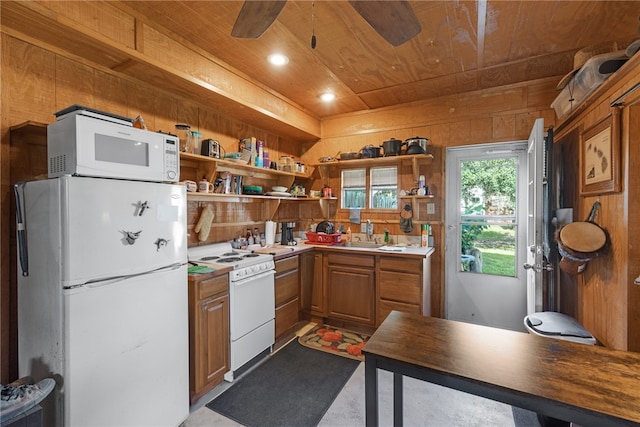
[232,269,275,287]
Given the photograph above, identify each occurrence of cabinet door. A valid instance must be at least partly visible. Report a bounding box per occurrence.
[311,252,326,315]
[327,265,375,325]
[194,294,229,397]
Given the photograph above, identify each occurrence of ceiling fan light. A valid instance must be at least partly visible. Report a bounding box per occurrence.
[320,92,335,102]
[268,53,289,66]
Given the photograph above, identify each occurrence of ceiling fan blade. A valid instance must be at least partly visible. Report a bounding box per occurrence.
[231,0,287,39]
[349,0,421,47]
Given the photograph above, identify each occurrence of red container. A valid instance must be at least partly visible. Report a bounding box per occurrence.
[305,232,342,244]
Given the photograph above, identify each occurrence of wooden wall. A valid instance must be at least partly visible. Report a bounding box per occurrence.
[3,0,637,384]
[300,79,559,320]
[552,54,640,351]
[0,33,307,383]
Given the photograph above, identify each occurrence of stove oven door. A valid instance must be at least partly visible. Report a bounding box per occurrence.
[229,270,275,340]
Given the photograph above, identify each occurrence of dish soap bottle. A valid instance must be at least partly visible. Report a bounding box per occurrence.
[346,227,352,242]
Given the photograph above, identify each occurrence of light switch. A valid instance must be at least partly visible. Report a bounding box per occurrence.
[427,203,435,214]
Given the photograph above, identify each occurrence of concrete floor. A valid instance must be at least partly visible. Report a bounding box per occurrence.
[182,324,537,427]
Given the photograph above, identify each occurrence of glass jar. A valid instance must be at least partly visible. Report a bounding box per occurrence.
[191,131,202,154]
[175,124,192,153]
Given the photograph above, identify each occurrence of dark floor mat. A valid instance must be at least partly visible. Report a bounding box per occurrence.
[207,340,359,427]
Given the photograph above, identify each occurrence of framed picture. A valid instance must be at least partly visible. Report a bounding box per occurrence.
[580,108,621,196]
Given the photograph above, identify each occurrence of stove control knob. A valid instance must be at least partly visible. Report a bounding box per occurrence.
[237,269,245,278]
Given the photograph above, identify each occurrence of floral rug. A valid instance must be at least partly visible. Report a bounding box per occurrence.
[298,325,370,361]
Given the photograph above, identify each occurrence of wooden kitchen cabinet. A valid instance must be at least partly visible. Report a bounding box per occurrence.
[274,255,300,341]
[188,273,229,403]
[300,250,326,319]
[377,255,430,326]
[327,252,375,326]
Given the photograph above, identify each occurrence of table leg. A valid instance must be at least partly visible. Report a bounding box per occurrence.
[393,373,403,427]
[365,356,378,427]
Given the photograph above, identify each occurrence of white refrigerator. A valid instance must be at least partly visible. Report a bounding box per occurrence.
[15,175,189,427]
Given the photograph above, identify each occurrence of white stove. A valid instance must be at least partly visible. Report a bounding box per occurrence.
[188,242,275,381]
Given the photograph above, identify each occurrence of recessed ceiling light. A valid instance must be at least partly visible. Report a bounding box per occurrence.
[320,92,335,102]
[268,53,289,66]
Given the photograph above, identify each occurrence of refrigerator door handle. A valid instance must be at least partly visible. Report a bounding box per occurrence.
[13,181,29,277]
[66,262,185,290]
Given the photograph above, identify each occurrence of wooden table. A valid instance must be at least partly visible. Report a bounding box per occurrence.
[363,311,640,427]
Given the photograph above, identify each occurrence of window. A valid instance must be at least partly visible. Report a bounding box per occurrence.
[341,166,397,209]
[342,168,366,208]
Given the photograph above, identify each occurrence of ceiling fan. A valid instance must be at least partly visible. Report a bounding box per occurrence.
[231,0,422,47]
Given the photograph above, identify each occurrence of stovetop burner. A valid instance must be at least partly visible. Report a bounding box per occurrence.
[188,242,275,273]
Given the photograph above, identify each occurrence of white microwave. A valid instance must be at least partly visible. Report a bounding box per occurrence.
[47,114,179,182]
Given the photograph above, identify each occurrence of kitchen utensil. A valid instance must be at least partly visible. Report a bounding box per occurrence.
[381,138,404,156]
[339,151,361,161]
[404,136,429,155]
[360,144,381,158]
[315,221,335,234]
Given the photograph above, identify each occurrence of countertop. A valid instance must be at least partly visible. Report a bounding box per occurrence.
[187,264,232,279]
[256,242,434,260]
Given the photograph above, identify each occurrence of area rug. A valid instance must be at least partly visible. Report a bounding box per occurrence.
[298,325,370,361]
[206,340,359,427]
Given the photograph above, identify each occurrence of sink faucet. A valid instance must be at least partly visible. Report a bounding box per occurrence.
[366,219,373,241]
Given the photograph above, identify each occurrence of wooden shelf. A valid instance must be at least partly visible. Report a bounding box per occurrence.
[187,192,337,219]
[314,154,433,184]
[180,152,311,187]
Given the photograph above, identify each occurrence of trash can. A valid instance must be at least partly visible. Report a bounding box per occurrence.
[524,311,597,345]
[524,311,597,427]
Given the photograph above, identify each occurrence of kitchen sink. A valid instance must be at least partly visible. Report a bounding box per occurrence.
[346,241,385,248]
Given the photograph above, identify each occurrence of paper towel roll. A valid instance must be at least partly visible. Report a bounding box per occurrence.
[265,221,276,245]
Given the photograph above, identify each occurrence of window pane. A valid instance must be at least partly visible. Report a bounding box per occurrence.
[342,169,366,188]
[343,189,366,208]
[370,166,397,209]
[371,188,398,209]
[459,158,518,277]
[342,169,366,209]
[371,167,397,186]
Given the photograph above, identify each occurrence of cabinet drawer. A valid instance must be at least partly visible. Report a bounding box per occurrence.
[275,269,299,306]
[379,271,421,304]
[328,252,374,268]
[379,256,423,274]
[276,255,299,274]
[377,299,420,326]
[198,275,228,300]
[275,298,299,338]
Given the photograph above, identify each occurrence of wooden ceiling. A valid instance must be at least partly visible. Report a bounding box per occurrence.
[115,1,640,119]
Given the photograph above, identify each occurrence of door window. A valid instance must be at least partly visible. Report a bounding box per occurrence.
[460,158,517,277]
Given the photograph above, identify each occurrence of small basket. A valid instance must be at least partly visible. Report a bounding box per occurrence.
[305,232,342,244]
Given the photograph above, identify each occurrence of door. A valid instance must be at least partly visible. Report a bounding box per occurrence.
[525,118,545,314]
[60,176,187,286]
[445,141,529,331]
[65,265,189,426]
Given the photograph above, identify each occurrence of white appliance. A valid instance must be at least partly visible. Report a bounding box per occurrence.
[188,243,275,381]
[47,105,180,183]
[14,175,189,427]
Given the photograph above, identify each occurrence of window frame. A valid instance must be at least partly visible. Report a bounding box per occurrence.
[340,165,398,211]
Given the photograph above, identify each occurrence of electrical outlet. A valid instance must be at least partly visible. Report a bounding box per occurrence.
[427,203,435,214]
